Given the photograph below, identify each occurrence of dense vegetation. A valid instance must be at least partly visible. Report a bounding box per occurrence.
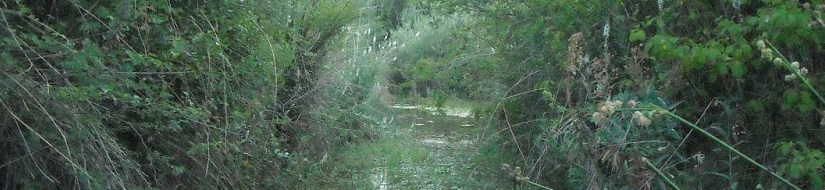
[2,0,825,189]
[0,0,383,188]
[387,0,825,189]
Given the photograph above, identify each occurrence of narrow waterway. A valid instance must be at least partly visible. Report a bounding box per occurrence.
[324,104,516,189]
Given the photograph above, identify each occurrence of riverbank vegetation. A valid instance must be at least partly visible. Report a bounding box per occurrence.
[2,0,824,189]
[1,0,384,188]
[387,0,825,189]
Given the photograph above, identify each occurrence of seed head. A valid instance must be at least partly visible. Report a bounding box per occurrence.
[612,100,623,108]
[761,48,773,60]
[756,40,766,49]
[791,61,800,69]
[500,163,511,171]
[598,105,609,115]
[627,100,637,108]
[513,167,524,180]
[598,101,616,115]
[593,112,605,123]
[773,58,784,66]
[637,116,652,127]
[785,74,797,81]
[633,111,644,120]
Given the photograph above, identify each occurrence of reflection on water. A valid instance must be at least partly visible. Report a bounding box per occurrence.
[371,168,389,190]
[364,104,479,189]
[389,104,473,118]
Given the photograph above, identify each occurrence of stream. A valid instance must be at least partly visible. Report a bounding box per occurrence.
[326,103,515,189]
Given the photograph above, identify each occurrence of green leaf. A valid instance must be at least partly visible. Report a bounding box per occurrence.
[126,51,147,66]
[18,6,30,15]
[811,174,823,189]
[706,47,721,62]
[63,52,89,71]
[789,164,802,179]
[656,18,665,29]
[716,60,728,75]
[737,41,753,61]
[0,52,19,70]
[171,165,186,176]
[778,142,794,155]
[809,150,825,167]
[665,129,681,140]
[79,22,102,32]
[784,89,800,106]
[151,14,167,24]
[730,61,746,78]
[798,91,814,112]
[629,29,646,42]
[170,37,188,58]
[747,100,765,112]
[93,7,112,18]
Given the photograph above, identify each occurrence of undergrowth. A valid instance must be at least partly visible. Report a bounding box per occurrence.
[392,0,825,189]
[0,0,384,188]
[5,0,825,189]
